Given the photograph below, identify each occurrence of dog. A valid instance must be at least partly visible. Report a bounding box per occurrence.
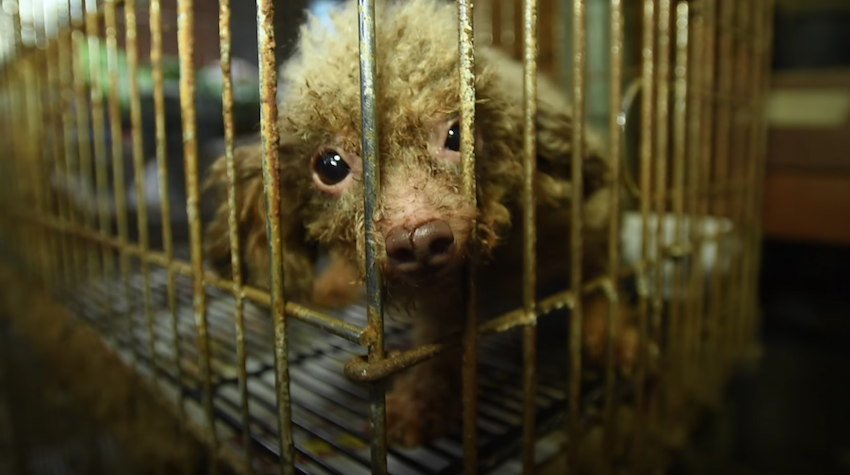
[203,0,639,448]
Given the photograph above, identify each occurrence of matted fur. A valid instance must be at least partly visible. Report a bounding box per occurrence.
[204,0,639,447]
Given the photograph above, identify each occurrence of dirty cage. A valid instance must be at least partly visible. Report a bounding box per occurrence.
[0,0,774,474]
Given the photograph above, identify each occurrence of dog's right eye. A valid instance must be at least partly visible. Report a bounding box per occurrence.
[445,122,460,152]
[313,150,351,185]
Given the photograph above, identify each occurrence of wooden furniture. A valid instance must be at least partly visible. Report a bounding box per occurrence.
[762,69,850,246]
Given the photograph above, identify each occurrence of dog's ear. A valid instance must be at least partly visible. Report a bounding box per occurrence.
[480,48,611,211]
[533,79,614,277]
[534,93,611,205]
[203,141,316,298]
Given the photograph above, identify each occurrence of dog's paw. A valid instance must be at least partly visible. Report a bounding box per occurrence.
[385,375,461,448]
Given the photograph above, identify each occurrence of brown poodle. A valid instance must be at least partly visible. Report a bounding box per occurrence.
[204,0,639,448]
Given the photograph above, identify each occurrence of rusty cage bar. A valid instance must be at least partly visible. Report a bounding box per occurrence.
[0,0,776,473]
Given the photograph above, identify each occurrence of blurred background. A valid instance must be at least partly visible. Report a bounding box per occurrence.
[1,0,849,474]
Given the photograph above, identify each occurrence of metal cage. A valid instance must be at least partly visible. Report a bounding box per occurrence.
[0,0,775,473]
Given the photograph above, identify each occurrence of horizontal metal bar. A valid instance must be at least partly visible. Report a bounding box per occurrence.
[1,207,736,353]
[0,210,367,344]
[344,343,449,382]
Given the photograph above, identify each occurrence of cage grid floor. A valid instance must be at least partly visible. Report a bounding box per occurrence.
[58,263,615,475]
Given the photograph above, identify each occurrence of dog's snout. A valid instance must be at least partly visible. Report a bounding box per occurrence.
[385,229,417,265]
[411,220,454,260]
[385,220,455,277]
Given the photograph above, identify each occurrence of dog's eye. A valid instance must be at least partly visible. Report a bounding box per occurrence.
[313,150,350,185]
[445,122,460,152]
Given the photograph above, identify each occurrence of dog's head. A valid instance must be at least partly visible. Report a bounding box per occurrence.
[205,0,606,293]
[272,0,528,288]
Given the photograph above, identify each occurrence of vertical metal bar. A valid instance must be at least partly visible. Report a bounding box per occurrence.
[730,0,752,363]
[555,0,568,88]
[568,0,586,469]
[125,0,157,388]
[12,73,26,268]
[631,0,656,466]
[219,0,252,469]
[501,0,515,52]
[652,0,670,358]
[84,0,116,332]
[176,0,218,467]
[520,0,537,471]
[37,42,62,290]
[491,0,502,50]
[149,0,185,419]
[602,0,623,462]
[696,0,717,383]
[72,0,99,287]
[44,11,74,289]
[685,0,707,385]
[34,48,54,286]
[34,54,56,290]
[22,0,52,285]
[30,0,45,50]
[7,68,24,269]
[748,0,765,359]
[11,37,29,274]
[738,0,759,365]
[7,2,22,69]
[457,0,478,473]
[477,0,494,47]
[6,5,24,269]
[357,1,386,473]
[105,0,137,367]
[648,0,671,438]
[44,48,67,289]
[44,37,62,284]
[29,13,56,289]
[745,0,774,360]
[256,0,294,473]
[22,56,51,284]
[724,0,744,365]
[670,0,689,390]
[58,0,84,287]
[44,44,71,291]
[710,0,734,378]
[737,0,757,364]
[53,1,78,288]
[42,0,59,44]
[1,9,14,258]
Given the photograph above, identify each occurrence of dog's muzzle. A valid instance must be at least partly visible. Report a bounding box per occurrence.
[383,219,455,280]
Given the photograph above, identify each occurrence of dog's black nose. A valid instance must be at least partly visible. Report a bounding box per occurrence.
[385,220,455,277]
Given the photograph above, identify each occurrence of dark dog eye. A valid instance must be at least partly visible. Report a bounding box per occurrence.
[445,122,460,152]
[314,150,350,185]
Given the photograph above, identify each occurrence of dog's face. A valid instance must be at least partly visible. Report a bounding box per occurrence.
[277,0,520,288]
[303,116,479,287]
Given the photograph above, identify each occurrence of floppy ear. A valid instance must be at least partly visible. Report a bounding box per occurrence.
[478,48,615,276]
[477,47,612,222]
[534,89,615,279]
[203,141,317,301]
[534,87,612,213]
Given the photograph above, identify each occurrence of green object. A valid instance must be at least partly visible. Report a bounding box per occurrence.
[76,40,259,113]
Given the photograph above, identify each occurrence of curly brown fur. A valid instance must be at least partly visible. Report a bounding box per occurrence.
[204,0,639,448]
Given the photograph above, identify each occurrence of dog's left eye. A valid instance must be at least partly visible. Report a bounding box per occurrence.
[314,150,351,185]
[444,122,460,152]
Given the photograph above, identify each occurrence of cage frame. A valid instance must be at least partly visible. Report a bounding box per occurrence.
[0,0,777,473]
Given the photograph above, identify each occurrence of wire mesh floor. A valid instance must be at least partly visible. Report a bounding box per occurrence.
[56,255,618,475]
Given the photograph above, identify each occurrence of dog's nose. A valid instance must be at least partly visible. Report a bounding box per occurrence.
[385,220,455,276]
